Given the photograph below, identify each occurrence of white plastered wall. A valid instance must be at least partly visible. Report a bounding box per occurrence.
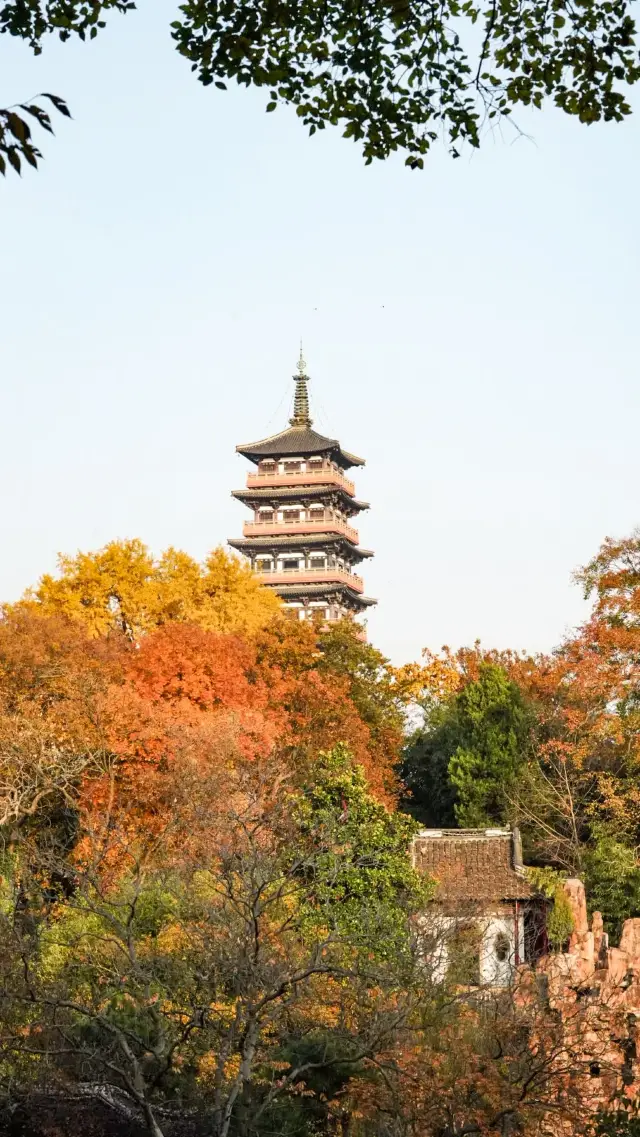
[416,910,525,988]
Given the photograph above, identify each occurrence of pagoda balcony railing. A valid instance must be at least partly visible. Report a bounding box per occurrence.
[246,468,356,496]
[243,517,359,544]
[257,567,364,594]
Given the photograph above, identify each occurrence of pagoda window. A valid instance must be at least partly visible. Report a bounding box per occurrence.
[282,559,300,571]
[308,458,323,470]
[258,510,274,523]
[284,461,302,474]
[283,509,301,522]
[310,557,326,571]
[256,559,272,573]
[259,461,276,473]
[309,507,324,521]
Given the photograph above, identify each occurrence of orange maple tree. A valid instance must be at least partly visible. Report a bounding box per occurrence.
[97,617,401,825]
[0,540,405,842]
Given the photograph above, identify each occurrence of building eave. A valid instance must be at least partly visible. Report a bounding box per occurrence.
[231,486,370,511]
[272,582,377,607]
[228,535,374,561]
[236,425,365,469]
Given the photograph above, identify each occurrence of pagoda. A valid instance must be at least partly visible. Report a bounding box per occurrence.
[229,350,376,623]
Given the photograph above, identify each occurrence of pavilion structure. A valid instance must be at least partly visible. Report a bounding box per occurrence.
[229,350,376,624]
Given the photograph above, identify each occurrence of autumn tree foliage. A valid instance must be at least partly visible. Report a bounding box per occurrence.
[1,529,639,1134]
[0,538,405,846]
[0,733,624,1137]
[403,527,640,934]
[0,746,431,1137]
[0,608,126,828]
[0,537,412,1132]
[15,540,281,638]
[99,615,403,820]
[253,616,405,805]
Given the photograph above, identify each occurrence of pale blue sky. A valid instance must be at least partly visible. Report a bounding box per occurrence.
[1,0,639,664]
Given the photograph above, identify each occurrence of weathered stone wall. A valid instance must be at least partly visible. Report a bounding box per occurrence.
[534,879,640,1115]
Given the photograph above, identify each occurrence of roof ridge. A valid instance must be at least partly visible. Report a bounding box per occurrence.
[416,828,512,838]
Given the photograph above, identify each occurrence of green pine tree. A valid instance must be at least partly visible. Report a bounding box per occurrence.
[403,663,535,828]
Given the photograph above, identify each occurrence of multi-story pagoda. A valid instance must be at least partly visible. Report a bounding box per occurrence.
[229,351,376,623]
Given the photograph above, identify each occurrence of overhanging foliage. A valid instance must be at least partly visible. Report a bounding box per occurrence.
[2,0,640,174]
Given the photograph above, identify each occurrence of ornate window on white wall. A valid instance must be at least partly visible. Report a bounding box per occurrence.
[480,917,522,987]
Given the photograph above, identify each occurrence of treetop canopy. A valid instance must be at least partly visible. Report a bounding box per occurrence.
[1,0,639,174]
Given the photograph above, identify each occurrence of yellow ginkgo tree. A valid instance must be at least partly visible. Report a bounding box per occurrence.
[14,539,280,640]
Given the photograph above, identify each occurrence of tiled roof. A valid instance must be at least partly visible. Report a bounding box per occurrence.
[228,535,374,560]
[273,583,377,606]
[413,829,533,903]
[231,486,370,511]
[236,426,364,469]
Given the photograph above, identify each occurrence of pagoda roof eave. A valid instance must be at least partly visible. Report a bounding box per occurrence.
[272,583,377,607]
[231,486,370,511]
[229,535,374,560]
[236,425,364,469]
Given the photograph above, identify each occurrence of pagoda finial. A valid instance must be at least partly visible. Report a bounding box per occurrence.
[290,342,312,428]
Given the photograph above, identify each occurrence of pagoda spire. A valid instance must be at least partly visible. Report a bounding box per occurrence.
[290,344,312,428]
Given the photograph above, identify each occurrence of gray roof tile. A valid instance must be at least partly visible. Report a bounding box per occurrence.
[236,426,364,468]
[413,830,533,902]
